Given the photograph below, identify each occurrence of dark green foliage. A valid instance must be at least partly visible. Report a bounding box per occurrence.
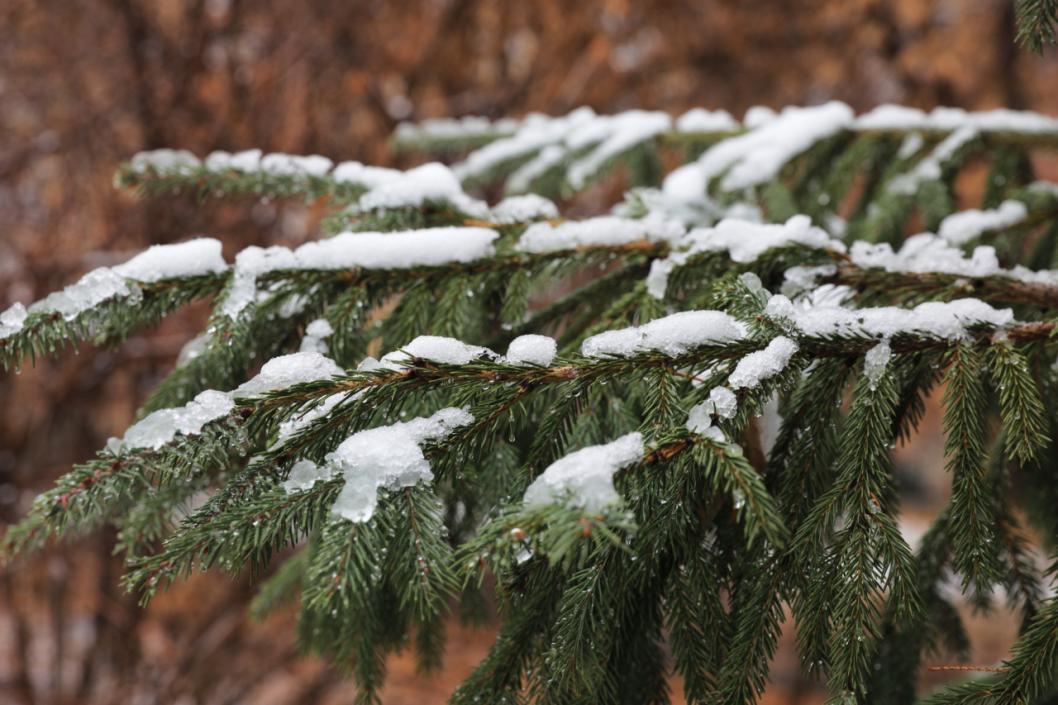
[1016,0,1058,53]
[6,104,1058,705]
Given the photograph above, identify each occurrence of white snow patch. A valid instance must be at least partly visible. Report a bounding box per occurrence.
[0,303,28,339]
[118,390,234,451]
[523,432,644,512]
[113,238,227,282]
[129,149,200,174]
[849,234,1058,286]
[490,194,559,224]
[328,408,474,522]
[506,335,557,366]
[259,153,333,177]
[676,108,740,133]
[281,459,334,493]
[299,319,334,353]
[665,102,853,195]
[728,336,799,390]
[937,200,1029,245]
[517,215,684,254]
[709,386,738,419]
[379,335,496,368]
[331,161,402,188]
[645,216,842,300]
[766,294,1013,340]
[581,310,748,358]
[235,352,345,397]
[863,340,892,390]
[221,227,499,317]
[357,162,488,216]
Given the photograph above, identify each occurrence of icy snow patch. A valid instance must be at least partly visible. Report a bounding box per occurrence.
[728,336,799,390]
[523,432,644,512]
[863,340,892,390]
[119,390,234,451]
[328,408,474,522]
[709,386,738,419]
[281,460,334,493]
[235,352,345,397]
[0,303,28,339]
[22,239,226,323]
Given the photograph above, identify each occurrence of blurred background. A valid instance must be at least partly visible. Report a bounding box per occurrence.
[1,1,1057,703]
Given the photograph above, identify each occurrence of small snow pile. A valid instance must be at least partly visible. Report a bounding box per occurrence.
[708,386,738,419]
[675,108,740,133]
[377,336,497,369]
[360,334,558,371]
[235,351,345,396]
[299,319,334,353]
[937,200,1029,245]
[22,239,227,324]
[281,459,335,493]
[331,161,403,188]
[581,310,748,358]
[129,149,200,174]
[357,162,489,216]
[728,336,800,390]
[115,390,234,452]
[517,215,684,254]
[646,216,842,300]
[113,239,228,282]
[324,408,474,522]
[506,335,557,366]
[523,432,644,512]
[204,149,263,172]
[765,294,1013,340]
[221,227,500,317]
[566,110,672,188]
[259,153,333,177]
[888,127,978,195]
[0,303,29,340]
[489,194,559,224]
[110,351,347,453]
[662,101,853,197]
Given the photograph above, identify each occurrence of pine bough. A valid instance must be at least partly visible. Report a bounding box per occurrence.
[7,102,1058,704]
